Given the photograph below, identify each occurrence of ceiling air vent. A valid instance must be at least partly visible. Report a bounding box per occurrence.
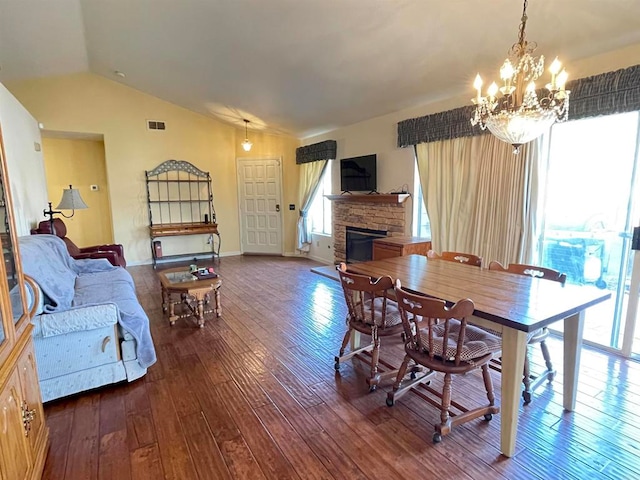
[147,120,166,131]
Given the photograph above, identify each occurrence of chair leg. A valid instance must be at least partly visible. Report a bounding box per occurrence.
[386,356,435,407]
[431,364,499,443]
[522,340,556,405]
[392,356,411,392]
[339,326,352,358]
[334,325,373,371]
[481,363,496,408]
[522,350,532,405]
[540,340,555,381]
[433,373,453,443]
[366,330,381,391]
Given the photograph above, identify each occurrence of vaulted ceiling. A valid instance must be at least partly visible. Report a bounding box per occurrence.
[1,0,640,138]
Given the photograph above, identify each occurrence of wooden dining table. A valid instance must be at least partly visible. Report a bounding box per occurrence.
[347,254,611,457]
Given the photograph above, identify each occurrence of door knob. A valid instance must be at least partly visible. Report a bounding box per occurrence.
[275,204,280,212]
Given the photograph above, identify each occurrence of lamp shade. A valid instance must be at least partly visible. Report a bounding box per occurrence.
[56,185,88,210]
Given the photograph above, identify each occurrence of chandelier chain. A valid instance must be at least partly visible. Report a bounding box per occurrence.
[517,0,528,49]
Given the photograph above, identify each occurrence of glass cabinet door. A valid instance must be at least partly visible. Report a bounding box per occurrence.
[0,290,5,348]
[0,145,9,358]
[0,140,26,331]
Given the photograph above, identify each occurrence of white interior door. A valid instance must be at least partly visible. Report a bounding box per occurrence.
[237,158,283,255]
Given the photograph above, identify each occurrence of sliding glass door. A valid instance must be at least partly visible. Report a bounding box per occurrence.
[538,112,640,351]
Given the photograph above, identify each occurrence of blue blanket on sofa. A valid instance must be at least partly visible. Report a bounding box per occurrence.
[19,235,157,369]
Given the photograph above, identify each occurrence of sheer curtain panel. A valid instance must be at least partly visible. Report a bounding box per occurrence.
[297,161,328,252]
[295,140,336,252]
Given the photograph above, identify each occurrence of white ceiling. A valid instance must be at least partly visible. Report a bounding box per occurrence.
[1,0,640,138]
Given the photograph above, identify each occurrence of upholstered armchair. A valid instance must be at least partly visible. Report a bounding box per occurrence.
[31,218,126,267]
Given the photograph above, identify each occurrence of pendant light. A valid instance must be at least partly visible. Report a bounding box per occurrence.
[241,119,253,152]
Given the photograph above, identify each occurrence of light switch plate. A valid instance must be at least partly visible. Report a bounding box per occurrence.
[90,185,99,191]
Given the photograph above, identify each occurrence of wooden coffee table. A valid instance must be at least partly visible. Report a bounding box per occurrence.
[157,267,222,328]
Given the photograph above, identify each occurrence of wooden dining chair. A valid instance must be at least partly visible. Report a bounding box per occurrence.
[387,280,501,443]
[429,252,553,404]
[427,250,483,267]
[335,263,405,391]
[489,261,566,404]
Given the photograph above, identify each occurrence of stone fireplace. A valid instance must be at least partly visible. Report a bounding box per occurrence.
[328,194,409,264]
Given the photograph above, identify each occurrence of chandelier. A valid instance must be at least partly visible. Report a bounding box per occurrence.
[470,0,570,153]
[241,119,253,152]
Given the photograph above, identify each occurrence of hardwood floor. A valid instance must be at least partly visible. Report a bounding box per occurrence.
[41,255,640,479]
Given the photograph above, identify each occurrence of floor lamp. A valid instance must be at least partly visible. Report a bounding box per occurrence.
[43,185,88,234]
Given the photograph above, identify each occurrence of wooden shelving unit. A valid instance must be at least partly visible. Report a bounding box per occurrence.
[146,160,221,268]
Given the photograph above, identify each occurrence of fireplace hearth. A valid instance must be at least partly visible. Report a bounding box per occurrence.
[346,227,387,263]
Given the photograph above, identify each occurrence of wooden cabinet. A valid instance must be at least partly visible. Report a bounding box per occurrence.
[0,368,31,480]
[0,337,47,480]
[16,341,45,455]
[146,160,221,268]
[372,236,431,260]
[0,125,49,480]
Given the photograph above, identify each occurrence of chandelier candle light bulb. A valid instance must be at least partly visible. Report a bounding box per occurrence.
[473,74,483,103]
[470,0,570,153]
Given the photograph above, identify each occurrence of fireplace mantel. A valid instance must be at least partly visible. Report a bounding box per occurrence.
[325,193,410,204]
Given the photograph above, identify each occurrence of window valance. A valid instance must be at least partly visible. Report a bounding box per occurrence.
[397,106,479,148]
[398,63,640,148]
[569,64,640,121]
[296,140,337,164]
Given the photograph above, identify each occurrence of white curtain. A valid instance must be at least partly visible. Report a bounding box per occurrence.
[296,160,328,252]
[415,134,543,266]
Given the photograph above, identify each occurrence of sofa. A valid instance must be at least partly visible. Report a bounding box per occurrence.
[31,218,127,267]
[18,234,156,402]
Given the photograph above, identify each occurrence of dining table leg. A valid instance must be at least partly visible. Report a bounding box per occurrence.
[563,311,585,411]
[500,327,528,458]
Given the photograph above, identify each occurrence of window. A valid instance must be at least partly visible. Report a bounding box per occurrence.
[536,112,640,353]
[412,161,431,238]
[309,166,332,235]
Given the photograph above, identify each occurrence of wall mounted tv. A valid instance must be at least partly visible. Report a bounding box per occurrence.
[340,154,377,193]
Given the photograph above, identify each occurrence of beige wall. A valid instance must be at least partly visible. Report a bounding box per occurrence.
[0,83,47,237]
[42,137,113,247]
[7,73,300,264]
[304,43,640,264]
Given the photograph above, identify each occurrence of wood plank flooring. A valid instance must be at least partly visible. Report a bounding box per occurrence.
[42,255,640,479]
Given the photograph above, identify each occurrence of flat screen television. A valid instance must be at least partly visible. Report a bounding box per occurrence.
[340,154,377,192]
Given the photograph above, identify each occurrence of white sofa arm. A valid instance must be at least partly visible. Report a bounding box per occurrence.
[31,303,119,338]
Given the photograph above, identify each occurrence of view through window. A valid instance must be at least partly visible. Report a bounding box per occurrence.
[413,160,431,238]
[537,112,640,352]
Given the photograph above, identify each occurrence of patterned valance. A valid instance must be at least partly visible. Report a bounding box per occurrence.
[397,106,480,148]
[296,140,337,164]
[398,63,640,148]
[568,64,640,121]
